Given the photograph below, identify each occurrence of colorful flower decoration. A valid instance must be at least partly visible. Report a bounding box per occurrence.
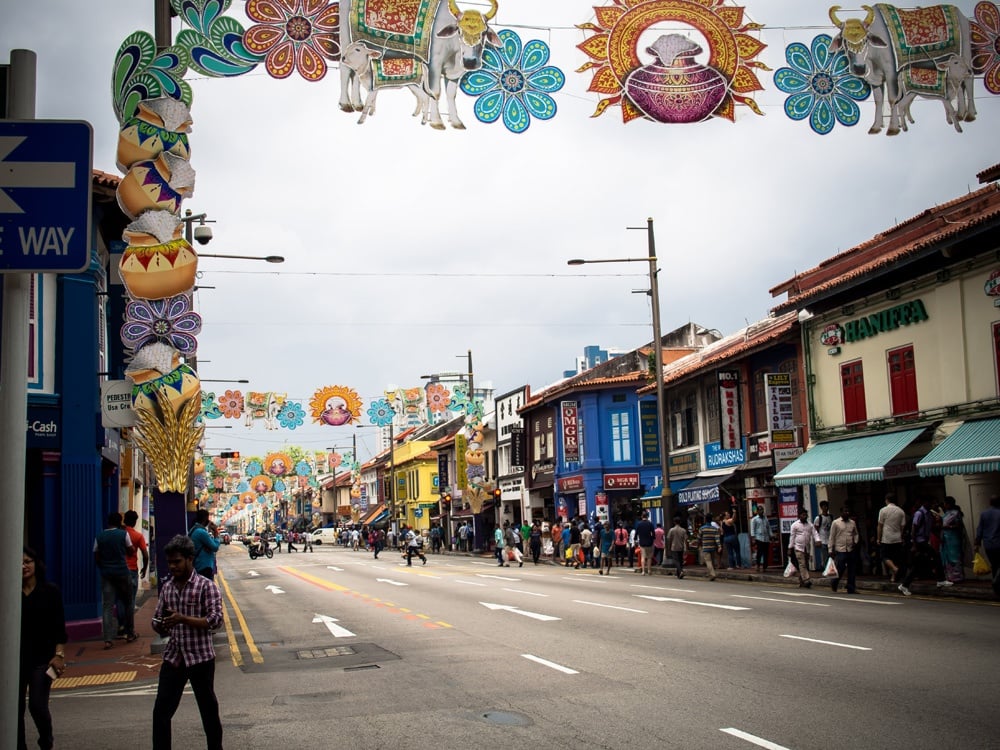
[251,474,273,494]
[972,1,1000,94]
[277,401,306,430]
[219,390,244,419]
[448,383,470,412]
[423,383,451,413]
[200,392,222,421]
[329,452,342,468]
[264,452,293,476]
[773,34,870,135]
[295,460,312,476]
[273,479,287,492]
[243,0,340,81]
[121,293,202,353]
[244,460,263,478]
[309,385,363,426]
[367,397,396,427]
[460,29,564,133]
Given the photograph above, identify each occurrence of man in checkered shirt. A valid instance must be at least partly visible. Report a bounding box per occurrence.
[152,534,224,750]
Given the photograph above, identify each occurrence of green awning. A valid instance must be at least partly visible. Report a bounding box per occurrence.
[774,428,925,486]
[917,418,1000,477]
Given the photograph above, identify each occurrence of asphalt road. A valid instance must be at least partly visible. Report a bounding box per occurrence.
[47,544,1000,750]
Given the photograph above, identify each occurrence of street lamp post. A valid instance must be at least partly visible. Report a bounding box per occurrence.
[567,218,674,524]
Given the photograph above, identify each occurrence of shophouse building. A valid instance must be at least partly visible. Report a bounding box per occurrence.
[770,163,1000,546]
[496,385,530,524]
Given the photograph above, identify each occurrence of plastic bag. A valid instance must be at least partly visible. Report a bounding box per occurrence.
[822,557,839,577]
[783,559,796,578]
[973,551,991,576]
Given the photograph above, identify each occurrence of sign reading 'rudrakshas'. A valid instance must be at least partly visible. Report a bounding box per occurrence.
[705,439,746,469]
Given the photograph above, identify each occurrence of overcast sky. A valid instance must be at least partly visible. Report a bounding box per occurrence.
[3,0,997,460]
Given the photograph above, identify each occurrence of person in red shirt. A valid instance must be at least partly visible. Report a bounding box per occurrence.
[123,510,149,604]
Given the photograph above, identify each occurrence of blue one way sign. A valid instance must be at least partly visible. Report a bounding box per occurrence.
[0,120,93,273]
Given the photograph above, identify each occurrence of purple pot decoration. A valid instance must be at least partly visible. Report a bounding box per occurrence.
[625,34,729,124]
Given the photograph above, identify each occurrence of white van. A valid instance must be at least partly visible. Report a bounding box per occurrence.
[311,528,338,545]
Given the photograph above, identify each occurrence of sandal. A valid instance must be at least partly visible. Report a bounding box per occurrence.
[103,641,113,650]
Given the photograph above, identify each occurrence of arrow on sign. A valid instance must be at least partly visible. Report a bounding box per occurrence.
[376,578,408,586]
[0,137,76,214]
[248,570,260,577]
[265,585,285,595]
[312,614,356,638]
[480,602,560,621]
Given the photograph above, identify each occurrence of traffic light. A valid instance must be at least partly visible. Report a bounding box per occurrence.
[220,451,240,459]
[492,488,501,501]
[441,493,452,509]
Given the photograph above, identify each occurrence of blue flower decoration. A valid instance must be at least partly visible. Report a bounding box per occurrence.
[460,29,564,133]
[273,478,286,493]
[277,401,305,430]
[244,461,262,478]
[773,34,870,135]
[237,479,250,493]
[367,398,396,427]
[295,460,312,477]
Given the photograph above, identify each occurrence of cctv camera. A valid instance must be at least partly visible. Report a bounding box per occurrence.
[193,225,213,245]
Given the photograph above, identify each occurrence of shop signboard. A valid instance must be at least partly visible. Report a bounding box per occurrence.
[773,447,803,473]
[595,491,608,522]
[717,370,741,451]
[437,452,449,490]
[639,400,660,465]
[558,475,584,493]
[765,373,794,446]
[561,401,580,463]
[26,404,59,449]
[603,472,639,490]
[779,487,800,534]
[669,450,700,475]
[705,439,746,469]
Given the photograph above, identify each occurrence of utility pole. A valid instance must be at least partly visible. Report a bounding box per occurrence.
[645,218,674,524]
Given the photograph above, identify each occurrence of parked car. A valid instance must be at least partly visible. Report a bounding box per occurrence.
[220,532,231,545]
[311,528,337,545]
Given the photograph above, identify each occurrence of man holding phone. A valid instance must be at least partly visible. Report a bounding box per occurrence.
[151,534,223,750]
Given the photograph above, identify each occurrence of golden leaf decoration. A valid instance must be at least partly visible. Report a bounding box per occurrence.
[133,387,204,493]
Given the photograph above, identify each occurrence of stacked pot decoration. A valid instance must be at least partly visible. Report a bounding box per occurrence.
[115,96,203,493]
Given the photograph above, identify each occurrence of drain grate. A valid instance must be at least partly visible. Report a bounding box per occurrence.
[297,646,356,660]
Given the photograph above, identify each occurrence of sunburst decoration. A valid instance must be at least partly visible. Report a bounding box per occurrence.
[576,0,768,123]
[309,385,363,426]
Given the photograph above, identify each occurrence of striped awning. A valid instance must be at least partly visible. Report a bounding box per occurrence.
[361,504,388,525]
[917,418,1000,477]
[774,428,925,486]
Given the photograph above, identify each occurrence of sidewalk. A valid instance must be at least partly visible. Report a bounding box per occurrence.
[53,593,163,691]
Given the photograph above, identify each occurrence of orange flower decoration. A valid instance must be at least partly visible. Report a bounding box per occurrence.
[426,383,451,413]
[219,390,244,419]
[244,0,340,81]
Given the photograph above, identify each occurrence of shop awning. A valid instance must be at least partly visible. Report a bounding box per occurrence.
[917,418,1000,477]
[774,428,925,486]
[678,471,734,505]
[361,504,387,525]
[640,479,694,503]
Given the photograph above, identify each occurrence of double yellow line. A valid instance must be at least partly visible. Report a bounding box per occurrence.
[216,570,263,666]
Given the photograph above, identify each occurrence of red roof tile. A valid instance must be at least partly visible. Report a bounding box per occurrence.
[979,163,1000,184]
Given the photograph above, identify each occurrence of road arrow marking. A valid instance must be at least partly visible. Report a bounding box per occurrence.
[573,599,647,613]
[326,566,344,572]
[313,614,356,638]
[720,728,790,750]
[376,578,408,586]
[634,595,749,611]
[265,585,285,595]
[480,602,560,621]
[0,137,76,215]
[247,570,260,577]
[477,574,520,581]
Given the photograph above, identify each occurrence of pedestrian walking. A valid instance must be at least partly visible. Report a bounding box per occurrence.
[568,520,582,569]
[19,547,67,750]
[813,501,833,569]
[788,508,820,588]
[94,511,135,648]
[599,521,614,575]
[940,496,967,583]
[877,493,906,583]
[974,495,1000,596]
[613,522,629,567]
[405,527,427,566]
[189,509,221,579]
[122,510,149,607]
[494,524,505,566]
[721,510,742,569]
[636,511,655,575]
[529,520,542,565]
[152,535,223,750]
[302,529,314,552]
[899,497,953,596]
[653,523,665,566]
[698,516,721,580]
[750,504,773,572]
[580,523,593,568]
[828,507,859,594]
[503,521,523,567]
[666,516,687,579]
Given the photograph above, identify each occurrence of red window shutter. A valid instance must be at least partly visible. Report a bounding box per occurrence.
[841,361,866,427]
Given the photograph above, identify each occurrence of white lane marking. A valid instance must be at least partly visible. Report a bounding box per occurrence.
[480,602,561,621]
[522,654,578,674]
[632,584,697,593]
[264,585,285,595]
[573,600,647,614]
[762,590,900,605]
[634,595,750,611]
[313,614,356,638]
[454,579,487,587]
[326,566,344,572]
[732,595,830,607]
[247,570,260,577]
[415,573,441,578]
[477,574,521,581]
[53,684,190,699]
[376,578,408,586]
[559,576,612,584]
[720,727,791,750]
[503,588,548,597]
[779,634,871,651]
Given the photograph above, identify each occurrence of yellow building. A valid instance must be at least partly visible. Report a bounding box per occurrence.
[391,440,439,532]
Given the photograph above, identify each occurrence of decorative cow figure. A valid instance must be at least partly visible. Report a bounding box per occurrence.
[338,0,501,130]
[340,41,430,125]
[828,4,976,135]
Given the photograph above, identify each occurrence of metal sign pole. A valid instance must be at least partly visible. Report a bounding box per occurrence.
[0,48,36,750]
